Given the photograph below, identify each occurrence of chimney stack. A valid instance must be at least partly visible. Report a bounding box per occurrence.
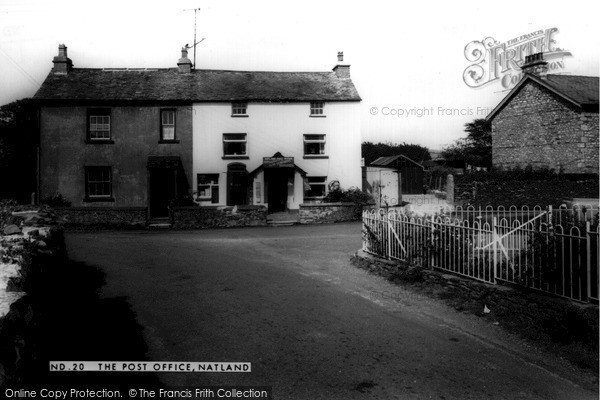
[178,47,192,73]
[520,52,548,78]
[52,44,73,75]
[333,51,350,79]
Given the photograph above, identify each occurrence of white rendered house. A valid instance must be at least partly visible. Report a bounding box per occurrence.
[192,54,362,213]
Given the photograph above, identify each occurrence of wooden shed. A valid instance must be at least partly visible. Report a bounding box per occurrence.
[369,155,425,195]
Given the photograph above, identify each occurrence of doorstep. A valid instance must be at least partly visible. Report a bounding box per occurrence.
[147,217,172,229]
[267,211,300,227]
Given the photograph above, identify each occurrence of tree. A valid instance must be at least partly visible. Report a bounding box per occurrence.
[441,118,491,168]
[362,141,431,165]
[0,98,38,203]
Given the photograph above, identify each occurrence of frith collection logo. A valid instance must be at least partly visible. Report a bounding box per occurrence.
[463,27,572,89]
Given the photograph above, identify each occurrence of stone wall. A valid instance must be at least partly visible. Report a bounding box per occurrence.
[299,202,362,224]
[492,81,599,174]
[0,208,66,387]
[171,205,267,229]
[452,173,599,207]
[53,207,147,229]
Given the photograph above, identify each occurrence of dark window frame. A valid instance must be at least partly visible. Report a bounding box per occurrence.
[197,173,220,203]
[84,166,114,202]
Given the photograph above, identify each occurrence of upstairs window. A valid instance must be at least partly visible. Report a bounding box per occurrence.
[160,109,176,141]
[232,102,248,116]
[197,174,219,203]
[223,133,247,157]
[306,176,327,199]
[310,101,324,116]
[88,109,111,141]
[304,134,326,157]
[85,166,112,199]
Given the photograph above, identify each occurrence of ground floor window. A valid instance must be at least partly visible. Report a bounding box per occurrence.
[305,176,327,199]
[197,174,219,203]
[85,166,112,199]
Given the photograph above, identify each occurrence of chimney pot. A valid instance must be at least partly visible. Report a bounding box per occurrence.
[52,43,72,75]
[521,52,548,78]
[333,51,350,79]
[177,46,192,73]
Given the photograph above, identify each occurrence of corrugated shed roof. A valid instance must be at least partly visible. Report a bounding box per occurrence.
[370,155,424,169]
[371,155,401,166]
[33,68,361,102]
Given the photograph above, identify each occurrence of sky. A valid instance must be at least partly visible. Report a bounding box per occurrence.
[0,0,598,151]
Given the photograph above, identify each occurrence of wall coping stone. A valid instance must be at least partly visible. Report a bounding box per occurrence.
[54,207,148,211]
[172,205,266,211]
[300,202,356,207]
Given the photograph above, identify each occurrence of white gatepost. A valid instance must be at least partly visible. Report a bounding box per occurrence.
[586,221,592,302]
[492,217,498,284]
[387,212,394,260]
[430,214,436,269]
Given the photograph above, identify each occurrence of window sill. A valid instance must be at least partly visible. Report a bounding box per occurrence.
[85,140,114,144]
[231,114,249,118]
[83,197,115,203]
[309,115,326,118]
[303,155,329,159]
[222,156,249,160]
[159,139,180,144]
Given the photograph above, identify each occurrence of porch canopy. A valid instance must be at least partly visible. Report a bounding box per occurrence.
[147,155,182,169]
[249,153,307,177]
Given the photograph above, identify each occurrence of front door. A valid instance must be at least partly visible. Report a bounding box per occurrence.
[227,164,248,206]
[266,169,292,213]
[149,169,176,218]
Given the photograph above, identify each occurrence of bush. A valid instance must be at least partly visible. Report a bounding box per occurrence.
[323,187,374,206]
[41,192,71,207]
[168,193,197,208]
[454,165,599,207]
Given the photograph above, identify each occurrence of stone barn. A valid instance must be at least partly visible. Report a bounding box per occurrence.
[486,53,599,175]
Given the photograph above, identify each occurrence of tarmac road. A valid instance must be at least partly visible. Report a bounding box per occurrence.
[65,223,598,399]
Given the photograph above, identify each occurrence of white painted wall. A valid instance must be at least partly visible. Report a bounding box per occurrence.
[192,101,362,209]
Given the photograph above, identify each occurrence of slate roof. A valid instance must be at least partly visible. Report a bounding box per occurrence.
[542,75,599,106]
[486,74,599,121]
[33,68,361,103]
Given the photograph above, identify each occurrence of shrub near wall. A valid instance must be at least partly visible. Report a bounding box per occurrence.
[453,169,599,207]
[172,205,267,229]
